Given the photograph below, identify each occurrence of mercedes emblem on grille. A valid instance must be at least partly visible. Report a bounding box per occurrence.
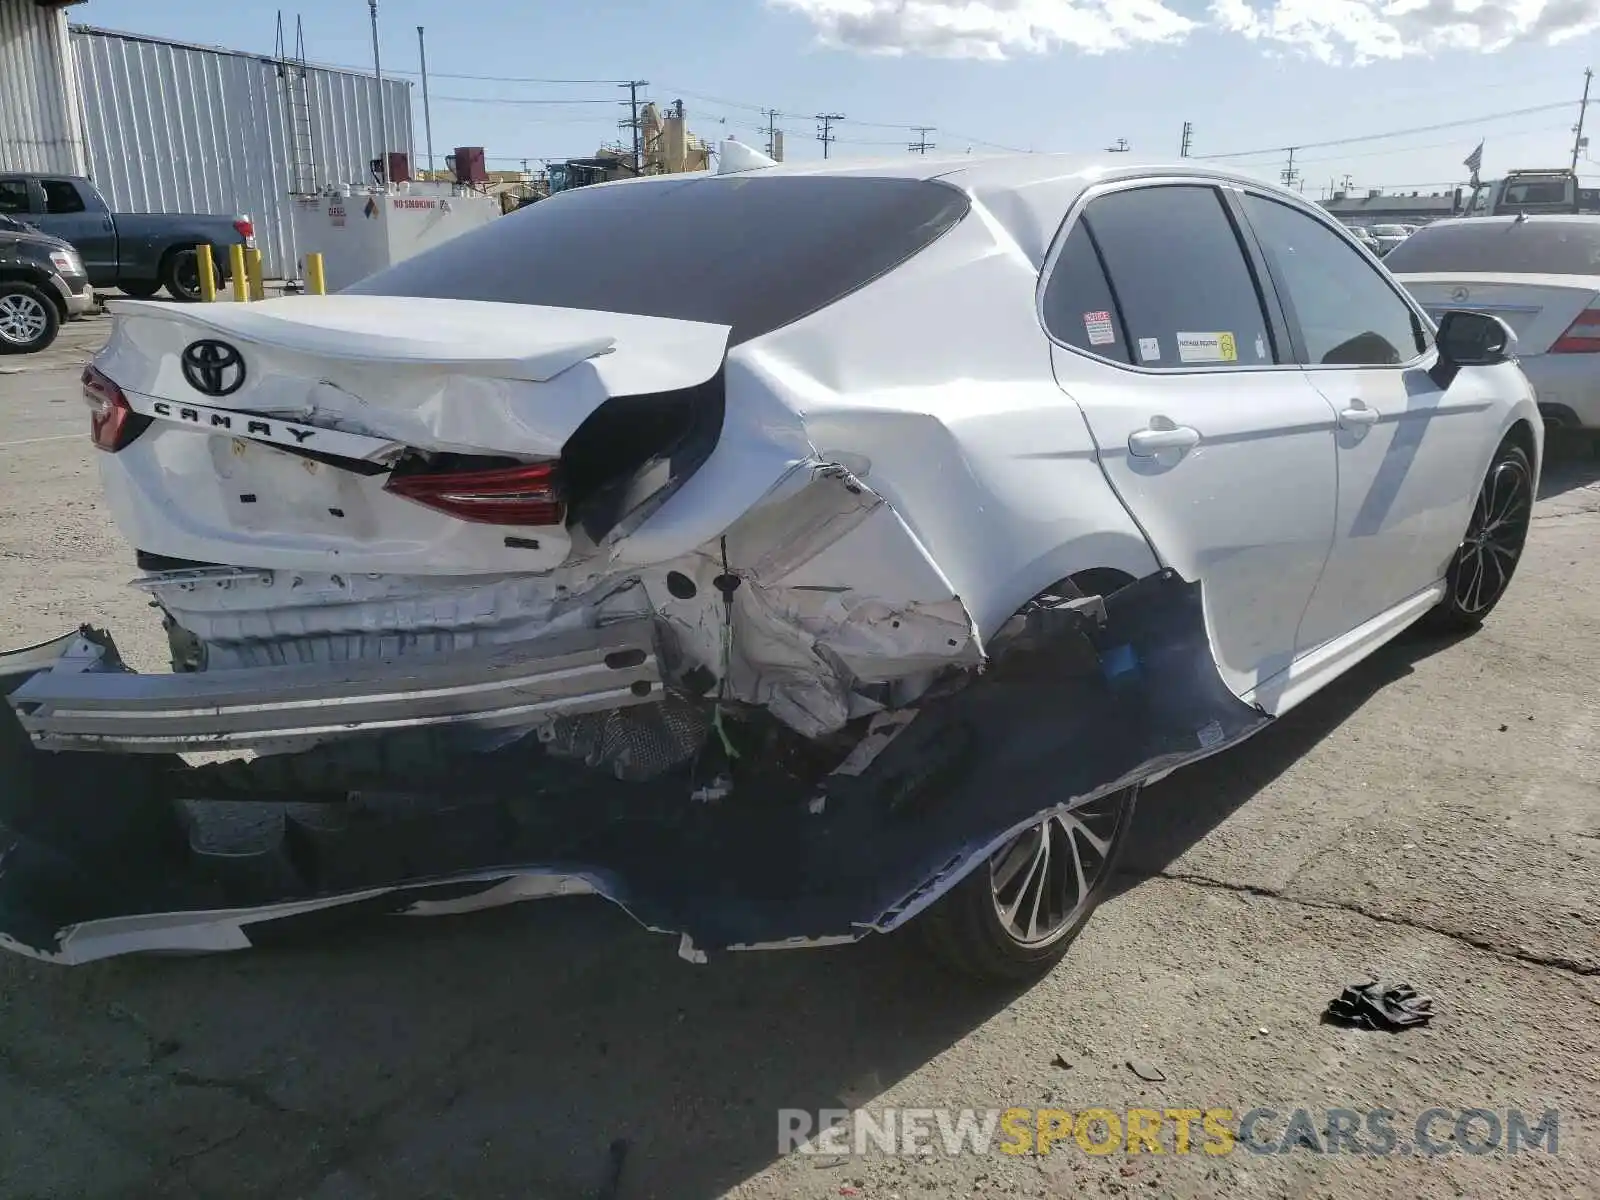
[181,340,246,398]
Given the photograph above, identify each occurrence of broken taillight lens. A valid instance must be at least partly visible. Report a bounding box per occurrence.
[83,365,141,452]
[383,461,565,525]
[1551,307,1600,353]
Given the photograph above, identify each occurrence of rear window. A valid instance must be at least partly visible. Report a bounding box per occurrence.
[346,175,971,345]
[1384,219,1600,275]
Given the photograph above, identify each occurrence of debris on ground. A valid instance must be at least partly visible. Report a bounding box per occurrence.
[1323,978,1436,1031]
[1126,1058,1166,1082]
[1050,1051,1073,1069]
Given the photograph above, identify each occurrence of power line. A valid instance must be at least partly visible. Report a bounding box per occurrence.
[1197,99,1585,161]
[909,126,935,154]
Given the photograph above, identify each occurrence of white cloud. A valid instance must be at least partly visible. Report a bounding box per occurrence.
[770,0,1600,61]
[765,0,1198,60]
[1212,0,1600,63]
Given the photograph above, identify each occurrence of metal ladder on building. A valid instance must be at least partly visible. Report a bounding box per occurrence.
[275,13,317,197]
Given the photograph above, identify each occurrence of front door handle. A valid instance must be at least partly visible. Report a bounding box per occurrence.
[1338,400,1380,430]
[1128,422,1201,457]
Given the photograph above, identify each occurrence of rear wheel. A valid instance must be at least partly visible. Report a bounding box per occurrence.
[1422,439,1534,633]
[0,282,60,354]
[161,246,219,303]
[916,787,1137,983]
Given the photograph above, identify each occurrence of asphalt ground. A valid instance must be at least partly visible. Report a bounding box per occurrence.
[1,311,1597,1200]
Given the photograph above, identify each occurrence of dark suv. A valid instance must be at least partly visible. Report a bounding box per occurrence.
[0,212,93,354]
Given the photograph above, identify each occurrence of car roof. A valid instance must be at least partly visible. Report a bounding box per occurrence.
[676,152,1319,269]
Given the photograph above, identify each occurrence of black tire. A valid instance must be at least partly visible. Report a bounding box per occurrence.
[161,246,219,303]
[118,279,163,299]
[0,281,61,354]
[1421,438,1534,634]
[915,786,1139,983]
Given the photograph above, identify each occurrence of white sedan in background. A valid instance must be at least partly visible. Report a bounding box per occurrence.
[1387,214,1600,435]
[1,153,1543,981]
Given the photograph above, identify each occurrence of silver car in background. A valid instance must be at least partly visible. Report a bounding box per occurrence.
[1387,215,1600,435]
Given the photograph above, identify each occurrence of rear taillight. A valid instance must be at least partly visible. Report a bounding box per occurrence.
[83,365,142,452]
[1552,307,1600,353]
[233,217,255,246]
[384,461,565,526]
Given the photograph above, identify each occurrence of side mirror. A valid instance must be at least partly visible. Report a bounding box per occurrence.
[1429,310,1516,388]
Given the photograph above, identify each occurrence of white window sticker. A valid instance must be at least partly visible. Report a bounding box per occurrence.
[1255,334,1268,360]
[1175,332,1239,363]
[1083,310,1116,346]
[1138,337,1161,361]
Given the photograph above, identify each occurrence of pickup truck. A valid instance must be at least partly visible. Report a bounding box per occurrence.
[0,174,253,303]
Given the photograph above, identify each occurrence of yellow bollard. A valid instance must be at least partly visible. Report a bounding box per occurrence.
[195,244,217,302]
[305,252,326,296]
[245,248,266,301]
[229,244,249,302]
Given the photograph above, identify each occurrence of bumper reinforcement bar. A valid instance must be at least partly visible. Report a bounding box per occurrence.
[3,619,662,753]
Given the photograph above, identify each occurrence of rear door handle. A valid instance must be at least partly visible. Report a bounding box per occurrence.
[1128,423,1201,456]
[1338,400,1380,430]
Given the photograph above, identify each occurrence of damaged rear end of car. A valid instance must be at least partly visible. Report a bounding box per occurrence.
[1,168,1268,972]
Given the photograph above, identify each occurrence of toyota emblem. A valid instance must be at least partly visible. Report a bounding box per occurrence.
[181,340,246,398]
[1451,287,1470,302]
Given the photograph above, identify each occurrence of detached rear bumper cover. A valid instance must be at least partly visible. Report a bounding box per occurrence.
[0,572,1269,964]
[7,619,662,752]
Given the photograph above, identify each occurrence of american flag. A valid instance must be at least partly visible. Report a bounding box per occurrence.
[1463,141,1484,175]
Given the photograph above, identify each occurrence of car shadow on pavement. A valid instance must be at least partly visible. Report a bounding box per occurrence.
[1538,434,1600,499]
[1110,625,1468,897]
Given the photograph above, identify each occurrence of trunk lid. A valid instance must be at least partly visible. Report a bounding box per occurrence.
[1394,272,1600,356]
[92,296,733,576]
[97,295,732,456]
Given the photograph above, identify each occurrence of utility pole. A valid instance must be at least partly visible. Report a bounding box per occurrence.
[1106,137,1130,153]
[909,126,935,154]
[621,80,648,173]
[1281,147,1300,190]
[416,25,434,175]
[764,109,779,158]
[816,113,843,159]
[1179,121,1193,157]
[368,0,386,176]
[1572,67,1593,172]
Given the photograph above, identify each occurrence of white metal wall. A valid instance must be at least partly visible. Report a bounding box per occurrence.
[71,25,413,278]
[0,0,88,174]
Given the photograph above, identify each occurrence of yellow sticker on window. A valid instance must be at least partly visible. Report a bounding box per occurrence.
[1176,332,1239,363]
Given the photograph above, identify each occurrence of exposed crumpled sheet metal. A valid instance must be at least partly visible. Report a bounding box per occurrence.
[0,571,1268,965]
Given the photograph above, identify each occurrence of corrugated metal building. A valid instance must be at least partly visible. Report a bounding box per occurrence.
[0,0,88,174]
[72,25,414,278]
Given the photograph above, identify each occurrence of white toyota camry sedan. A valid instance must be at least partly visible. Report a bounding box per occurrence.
[0,152,1541,980]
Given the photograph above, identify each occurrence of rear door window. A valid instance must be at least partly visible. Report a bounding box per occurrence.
[1076,184,1276,369]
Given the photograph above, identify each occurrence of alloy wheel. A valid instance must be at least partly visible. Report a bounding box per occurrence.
[988,793,1126,947]
[0,292,48,346]
[1454,452,1533,616]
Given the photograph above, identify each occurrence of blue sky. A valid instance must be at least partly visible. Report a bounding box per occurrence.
[77,0,1600,196]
